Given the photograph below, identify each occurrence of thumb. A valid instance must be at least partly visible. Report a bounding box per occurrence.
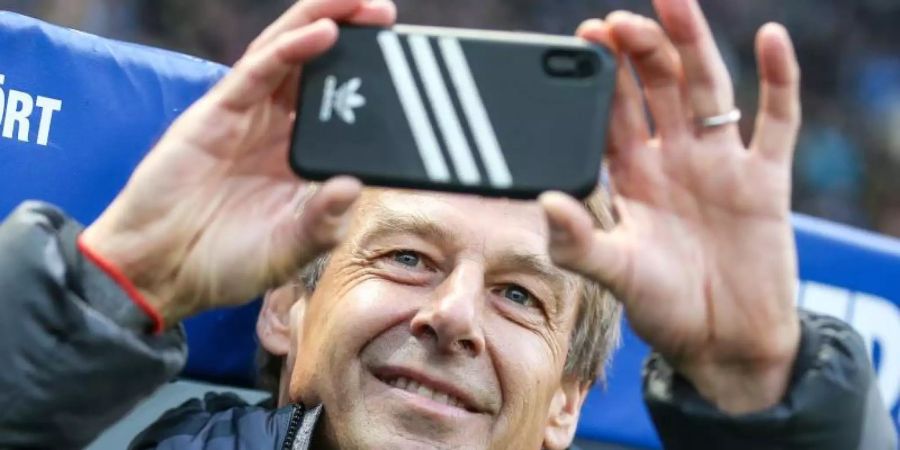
[272,177,362,283]
[539,192,629,294]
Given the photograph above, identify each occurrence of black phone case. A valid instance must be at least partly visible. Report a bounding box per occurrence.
[290,25,616,199]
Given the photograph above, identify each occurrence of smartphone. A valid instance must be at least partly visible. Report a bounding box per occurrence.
[290,25,616,199]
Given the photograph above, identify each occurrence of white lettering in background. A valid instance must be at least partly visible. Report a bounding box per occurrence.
[799,281,900,423]
[0,74,63,146]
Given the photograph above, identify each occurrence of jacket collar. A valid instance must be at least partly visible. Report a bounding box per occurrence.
[285,403,323,450]
[285,403,581,450]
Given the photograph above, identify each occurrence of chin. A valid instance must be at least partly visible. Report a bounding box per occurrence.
[331,403,493,450]
[341,430,486,450]
[331,410,487,450]
[330,366,496,449]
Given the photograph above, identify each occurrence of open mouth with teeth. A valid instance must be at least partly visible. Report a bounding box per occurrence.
[375,373,478,413]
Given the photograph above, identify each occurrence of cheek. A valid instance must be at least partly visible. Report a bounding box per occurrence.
[290,276,420,401]
[485,316,566,431]
[319,277,422,346]
[487,312,569,384]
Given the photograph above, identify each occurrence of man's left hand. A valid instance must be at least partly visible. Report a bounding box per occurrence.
[540,0,802,414]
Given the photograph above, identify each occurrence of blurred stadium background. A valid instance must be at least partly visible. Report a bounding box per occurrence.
[3,0,900,239]
[2,1,899,449]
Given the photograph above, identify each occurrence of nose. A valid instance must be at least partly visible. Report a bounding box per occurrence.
[410,262,486,357]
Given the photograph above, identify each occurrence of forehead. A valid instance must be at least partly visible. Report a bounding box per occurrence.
[346,189,581,318]
[352,189,550,250]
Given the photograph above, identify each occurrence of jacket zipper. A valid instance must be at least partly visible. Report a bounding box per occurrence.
[282,404,305,450]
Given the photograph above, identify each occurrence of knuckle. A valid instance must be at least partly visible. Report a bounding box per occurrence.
[235,56,268,85]
[687,64,720,91]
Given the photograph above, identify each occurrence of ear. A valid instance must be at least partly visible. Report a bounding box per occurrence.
[256,283,304,356]
[543,377,590,450]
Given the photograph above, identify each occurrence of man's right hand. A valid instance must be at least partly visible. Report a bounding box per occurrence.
[81,0,397,329]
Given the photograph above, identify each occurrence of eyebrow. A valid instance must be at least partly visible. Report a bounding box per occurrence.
[353,203,461,250]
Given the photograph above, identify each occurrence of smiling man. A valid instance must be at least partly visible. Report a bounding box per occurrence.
[247,190,619,449]
[0,0,896,449]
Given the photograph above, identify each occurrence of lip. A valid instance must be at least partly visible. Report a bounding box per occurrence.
[370,365,488,415]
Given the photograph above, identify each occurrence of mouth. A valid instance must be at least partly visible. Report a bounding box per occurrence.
[371,367,483,414]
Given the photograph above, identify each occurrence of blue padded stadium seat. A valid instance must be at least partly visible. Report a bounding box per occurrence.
[0,11,260,386]
[2,12,899,448]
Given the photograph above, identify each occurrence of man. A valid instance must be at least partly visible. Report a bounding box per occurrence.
[0,0,895,449]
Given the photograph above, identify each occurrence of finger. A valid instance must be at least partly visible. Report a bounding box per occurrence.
[270,0,397,109]
[273,66,303,111]
[249,0,396,53]
[750,23,801,162]
[293,176,363,262]
[539,191,630,294]
[344,0,397,27]
[577,19,650,151]
[215,18,338,111]
[653,0,735,121]
[607,11,687,138]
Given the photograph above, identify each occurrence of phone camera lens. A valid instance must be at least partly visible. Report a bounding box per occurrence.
[544,50,596,79]
[546,53,577,74]
[575,55,596,77]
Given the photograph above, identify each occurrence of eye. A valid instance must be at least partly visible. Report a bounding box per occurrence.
[390,250,425,269]
[500,285,536,307]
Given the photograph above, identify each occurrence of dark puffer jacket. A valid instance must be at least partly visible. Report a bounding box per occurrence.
[0,202,896,449]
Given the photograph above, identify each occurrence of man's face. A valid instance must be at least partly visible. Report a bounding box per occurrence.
[287,190,583,449]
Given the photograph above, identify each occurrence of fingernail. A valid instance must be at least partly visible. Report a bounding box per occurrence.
[332,200,358,236]
[549,221,573,246]
[327,195,360,219]
[313,18,338,34]
[327,199,352,217]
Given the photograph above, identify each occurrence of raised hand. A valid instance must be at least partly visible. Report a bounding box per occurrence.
[81,0,397,328]
[541,0,802,413]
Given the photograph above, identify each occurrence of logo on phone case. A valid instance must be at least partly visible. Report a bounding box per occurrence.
[319,76,366,124]
[377,32,513,188]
